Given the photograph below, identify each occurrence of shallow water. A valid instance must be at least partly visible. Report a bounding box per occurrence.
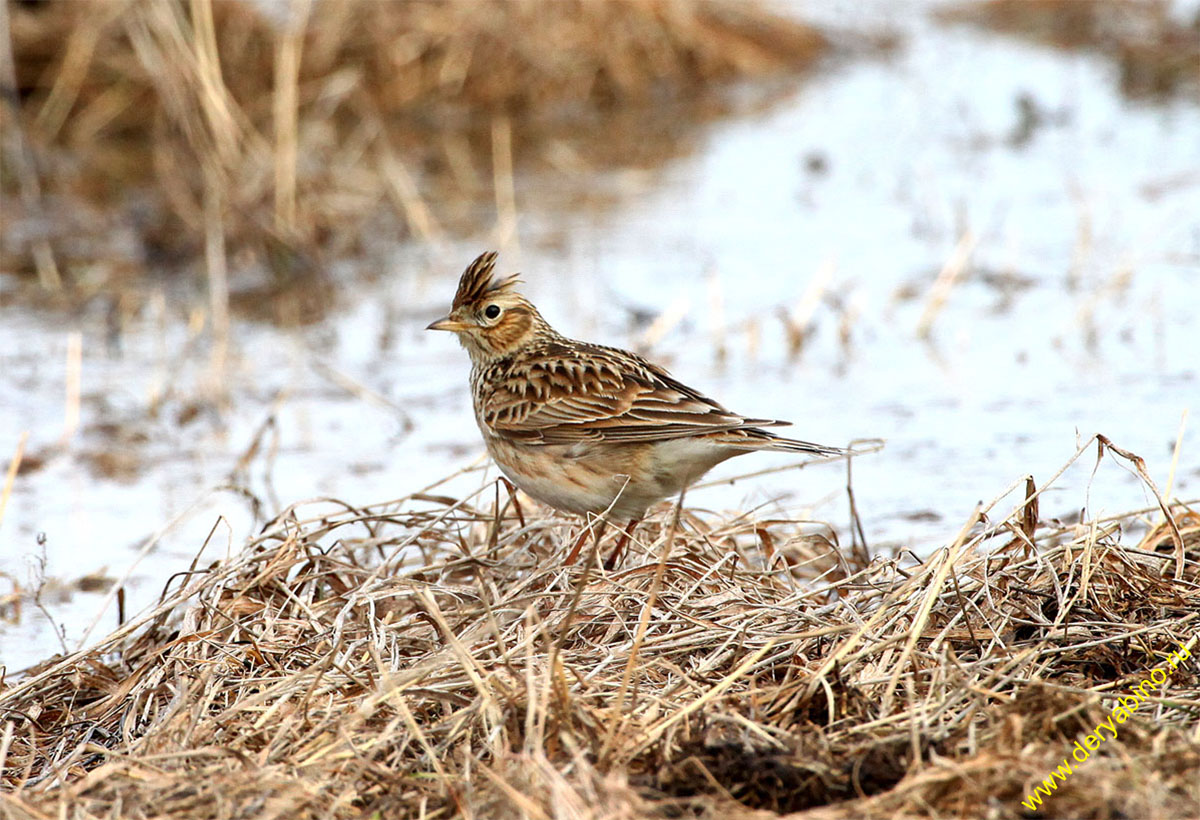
[2,2,1198,670]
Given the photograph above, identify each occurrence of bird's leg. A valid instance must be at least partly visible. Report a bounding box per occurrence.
[564,516,607,565]
[604,517,642,570]
[498,477,526,529]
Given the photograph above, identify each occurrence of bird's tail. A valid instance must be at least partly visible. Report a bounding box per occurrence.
[718,426,880,458]
[759,432,849,457]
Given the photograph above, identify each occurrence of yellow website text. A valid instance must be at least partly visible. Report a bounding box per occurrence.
[1021,640,1195,812]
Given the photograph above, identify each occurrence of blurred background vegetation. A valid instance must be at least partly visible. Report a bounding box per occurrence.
[4,0,1193,319]
[3,0,833,319]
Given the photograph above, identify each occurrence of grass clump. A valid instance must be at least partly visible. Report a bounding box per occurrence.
[938,0,1200,100]
[2,0,829,306]
[1,434,1198,818]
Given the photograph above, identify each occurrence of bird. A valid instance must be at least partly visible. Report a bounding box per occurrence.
[426,251,849,565]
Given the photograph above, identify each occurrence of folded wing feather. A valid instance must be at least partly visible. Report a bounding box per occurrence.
[481,343,788,445]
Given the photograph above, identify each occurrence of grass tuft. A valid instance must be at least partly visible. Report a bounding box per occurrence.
[3,0,830,307]
[2,434,1198,818]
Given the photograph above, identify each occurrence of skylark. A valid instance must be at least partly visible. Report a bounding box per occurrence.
[427,251,848,563]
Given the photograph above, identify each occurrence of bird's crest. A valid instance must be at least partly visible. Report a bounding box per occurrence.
[452,251,522,309]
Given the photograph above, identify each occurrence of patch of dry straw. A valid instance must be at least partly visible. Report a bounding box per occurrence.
[1,433,1199,819]
[3,0,829,304]
[938,0,1200,100]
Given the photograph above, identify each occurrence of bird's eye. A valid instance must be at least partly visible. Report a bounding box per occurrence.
[484,304,501,320]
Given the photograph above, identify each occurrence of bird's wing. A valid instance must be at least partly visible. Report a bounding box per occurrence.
[480,343,786,445]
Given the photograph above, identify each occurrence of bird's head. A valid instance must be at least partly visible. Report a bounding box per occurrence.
[426,252,548,361]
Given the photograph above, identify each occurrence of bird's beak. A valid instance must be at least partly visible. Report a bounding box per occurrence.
[426,316,468,332]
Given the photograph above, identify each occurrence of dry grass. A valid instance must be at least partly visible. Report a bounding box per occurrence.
[2,0,830,309]
[938,0,1200,100]
[1,433,1198,819]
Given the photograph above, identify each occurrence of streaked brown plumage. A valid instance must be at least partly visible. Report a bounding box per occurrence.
[427,251,847,562]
